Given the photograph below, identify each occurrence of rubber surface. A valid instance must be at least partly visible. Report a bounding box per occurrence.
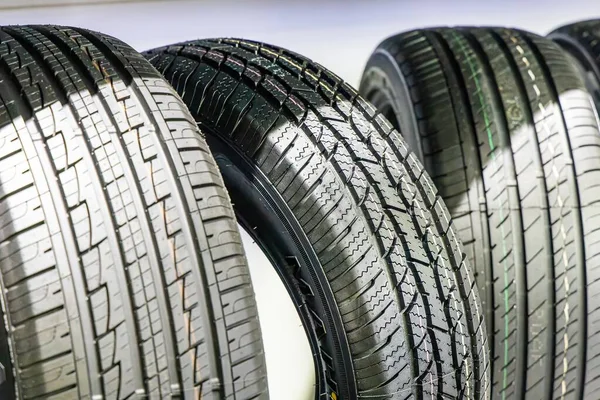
[0,25,266,400]
[145,38,489,400]
[550,21,600,133]
[548,21,600,400]
[360,26,600,400]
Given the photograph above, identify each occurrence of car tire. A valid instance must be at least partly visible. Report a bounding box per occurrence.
[360,26,600,400]
[0,25,267,400]
[145,38,489,400]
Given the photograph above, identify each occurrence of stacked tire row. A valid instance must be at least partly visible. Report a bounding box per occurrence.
[0,25,488,400]
[1,17,600,400]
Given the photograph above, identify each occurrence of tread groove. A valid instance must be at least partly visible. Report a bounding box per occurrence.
[1,26,103,398]
[74,28,226,396]
[462,29,527,400]
[34,24,182,396]
[521,30,587,400]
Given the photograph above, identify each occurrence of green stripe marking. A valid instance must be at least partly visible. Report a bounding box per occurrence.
[450,31,510,400]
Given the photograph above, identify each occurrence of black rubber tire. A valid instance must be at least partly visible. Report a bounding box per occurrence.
[360,26,600,400]
[0,26,267,400]
[549,21,600,134]
[548,21,600,400]
[144,39,489,400]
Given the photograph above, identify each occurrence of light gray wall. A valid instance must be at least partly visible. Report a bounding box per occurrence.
[0,0,155,10]
[2,0,600,86]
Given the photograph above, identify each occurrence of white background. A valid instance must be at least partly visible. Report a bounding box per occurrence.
[3,1,600,398]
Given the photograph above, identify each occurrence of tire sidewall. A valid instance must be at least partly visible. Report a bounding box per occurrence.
[360,49,424,162]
